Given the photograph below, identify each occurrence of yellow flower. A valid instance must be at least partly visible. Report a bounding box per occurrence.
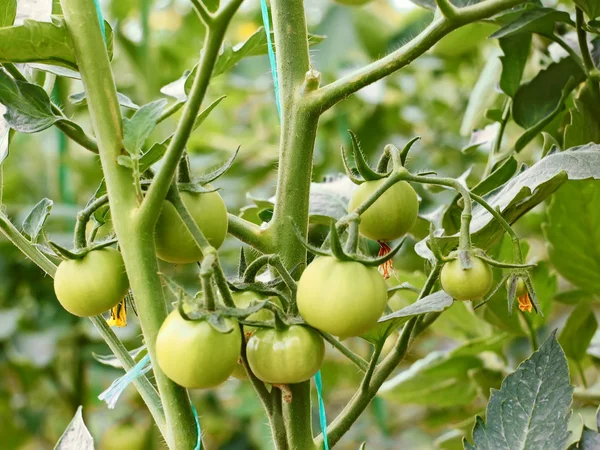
[107,300,127,327]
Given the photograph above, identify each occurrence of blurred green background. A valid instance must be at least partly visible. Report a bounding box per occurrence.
[2,0,599,449]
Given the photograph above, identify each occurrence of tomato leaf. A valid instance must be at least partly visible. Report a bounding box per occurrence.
[498,33,531,97]
[464,332,573,450]
[54,406,94,450]
[574,0,600,20]
[564,81,600,149]
[558,302,597,362]
[21,197,53,242]
[123,99,167,156]
[361,290,453,345]
[69,91,139,110]
[0,0,16,27]
[489,7,574,39]
[544,180,600,294]
[193,146,239,185]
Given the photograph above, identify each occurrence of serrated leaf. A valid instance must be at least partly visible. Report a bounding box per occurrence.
[466,332,573,450]
[21,197,52,242]
[69,91,139,110]
[139,96,225,172]
[361,290,453,345]
[513,57,584,130]
[54,406,94,450]
[92,345,146,369]
[308,175,357,224]
[564,81,600,149]
[575,0,600,20]
[490,7,574,39]
[498,33,531,97]
[0,0,16,27]
[544,180,600,294]
[193,145,239,185]
[160,69,190,102]
[559,302,597,361]
[417,144,600,259]
[123,99,167,155]
[0,69,86,134]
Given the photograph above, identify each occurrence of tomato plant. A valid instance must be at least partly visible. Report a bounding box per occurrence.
[54,248,129,317]
[1,0,600,448]
[246,325,325,384]
[156,309,242,389]
[297,256,388,338]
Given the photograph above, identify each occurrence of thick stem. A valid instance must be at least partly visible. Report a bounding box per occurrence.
[282,381,317,450]
[58,0,197,447]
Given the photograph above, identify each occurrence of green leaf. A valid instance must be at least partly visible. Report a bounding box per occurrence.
[465,332,573,450]
[309,176,356,224]
[529,262,556,329]
[513,58,584,130]
[54,406,93,450]
[575,0,600,20]
[498,33,531,97]
[490,7,574,39]
[117,155,134,169]
[69,91,139,110]
[577,425,600,449]
[122,99,167,155]
[559,302,597,361]
[21,198,53,242]
[544,180,600,294]
[361,290,453,345]
[564,82,600,149]
[419,144,600,259]
[139,96,225,172]
[0,0,16,27]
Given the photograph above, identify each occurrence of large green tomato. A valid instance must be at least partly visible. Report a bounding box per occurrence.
[155,190,228,264]
[156,309,241,389]
[100,423,146,450]
[246,325,324,384]
[297,256,388,338]
[348,179,419,241]
[54,248,129,317]
[441,256,493,301]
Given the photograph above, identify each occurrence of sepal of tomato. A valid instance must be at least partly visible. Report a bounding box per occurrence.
[246,325,324,384]
[54,247,129,317]
[155,190,228,264]
[297,256,388,338]
[156,309,241,389]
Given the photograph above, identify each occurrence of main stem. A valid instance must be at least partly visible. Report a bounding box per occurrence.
[58,1,196,448]
[268,0,318,448]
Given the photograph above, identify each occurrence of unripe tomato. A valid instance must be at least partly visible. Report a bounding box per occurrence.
[506,277,527,297]
[54,248,129,317]
[154,190,228,264]
[246,325,325,384]
[156,309,241,389]
[348,179,419,241]
[297,256,388,338]
[440,256,493,301]
[100,423,146,450]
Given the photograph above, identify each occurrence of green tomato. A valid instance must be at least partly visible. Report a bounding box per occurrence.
[440,256,493,301]
[348,179,419,241]
[433,23,498,58]
[100,424,146,450]
[54,248,129,317]
[156,309,241,389]
[507,277,527,297]
[297,256,388,338]
[155,190,228,264]
[246,325,325,384]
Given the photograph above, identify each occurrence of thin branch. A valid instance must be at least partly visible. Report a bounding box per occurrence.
[139,1,243,227]
[435,0,458,19]
[307,0,526,112]
[227,213,273,253]
[318,331,369,372]
[74,194,109,249]
[576,7,600,101]
[190,0,214,25]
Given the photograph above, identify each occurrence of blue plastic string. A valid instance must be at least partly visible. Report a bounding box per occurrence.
[192,403,202,450]
[98,354,152,409]
[259,0,281,121]
[92,0,107,43]
[314,370,330,450]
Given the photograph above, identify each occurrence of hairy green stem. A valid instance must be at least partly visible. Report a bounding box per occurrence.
[227,213,273,253]
[318,331,369,372]
[576,7,600,101]
[58,0,198,446]
[73,194,109,249]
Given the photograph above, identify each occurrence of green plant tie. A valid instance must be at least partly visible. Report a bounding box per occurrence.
[315,370,330,450]
[192,403,202,450]
[259,0,281,121]
[92,0,106,43]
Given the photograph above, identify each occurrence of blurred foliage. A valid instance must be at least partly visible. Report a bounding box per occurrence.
[2,0,600,449]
